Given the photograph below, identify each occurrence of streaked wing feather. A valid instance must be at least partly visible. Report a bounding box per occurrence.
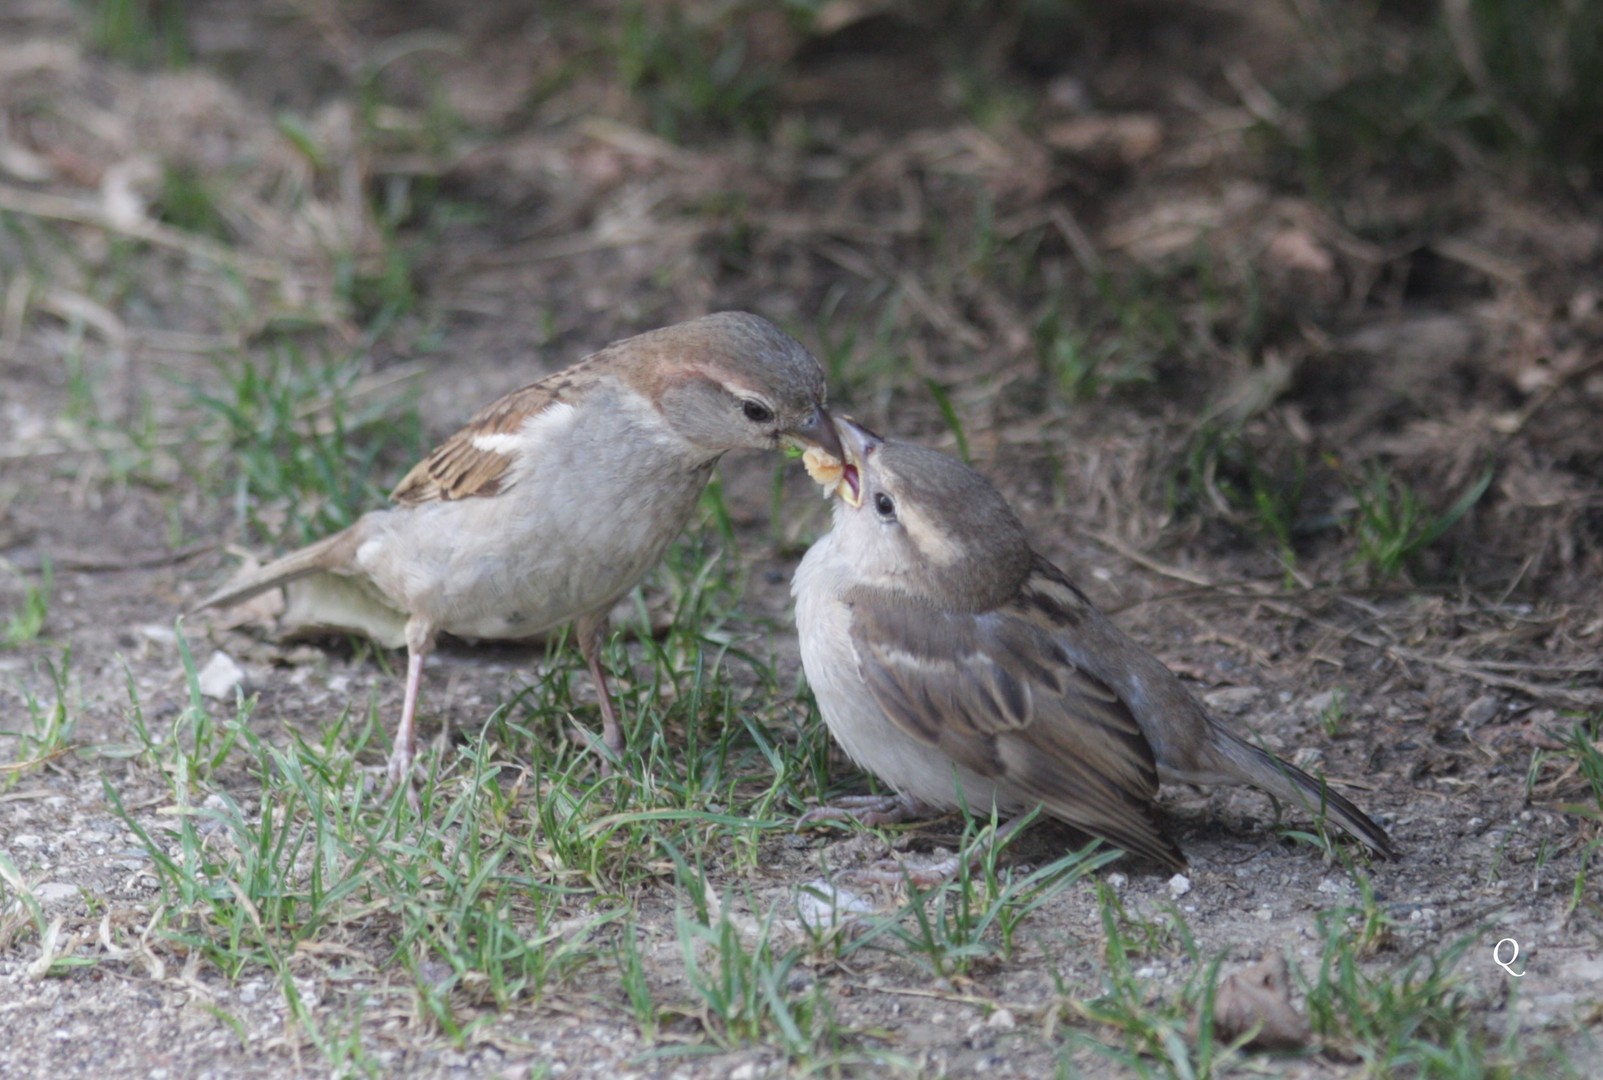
[848,592,1182,867]
[390,380,565,505]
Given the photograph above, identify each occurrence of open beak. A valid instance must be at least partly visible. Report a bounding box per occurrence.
[798,412,880,507]
[785,405,845,463]
[831,416,883,508]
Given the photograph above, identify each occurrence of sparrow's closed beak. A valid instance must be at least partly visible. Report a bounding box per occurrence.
[786,406,845,462]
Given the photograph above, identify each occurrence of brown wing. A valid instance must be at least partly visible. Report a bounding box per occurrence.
[389,379,568,506]
[847,590,1183,867]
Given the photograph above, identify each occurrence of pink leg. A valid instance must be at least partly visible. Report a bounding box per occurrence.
[577,613,624,760]
[384,616,435,802]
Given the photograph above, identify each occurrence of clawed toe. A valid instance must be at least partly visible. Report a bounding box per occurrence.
[379,750,425,811]
[844,854,964,888]
[797,792,929,829]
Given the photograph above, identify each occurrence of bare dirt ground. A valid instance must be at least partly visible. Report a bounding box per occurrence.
[2,1,1601,1076]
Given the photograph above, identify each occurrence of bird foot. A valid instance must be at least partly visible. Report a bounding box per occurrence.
[844,852,966,889]
[379,749,425,812]
[797,792,933,830]
[835,815,1030,888]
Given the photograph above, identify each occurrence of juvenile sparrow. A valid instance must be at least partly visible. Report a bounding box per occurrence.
[199,312,842,791]
[794,419,1394,868]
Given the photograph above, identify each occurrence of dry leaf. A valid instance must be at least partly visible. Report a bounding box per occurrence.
[1212,954,1312,1051]
[1042,114,1163,167]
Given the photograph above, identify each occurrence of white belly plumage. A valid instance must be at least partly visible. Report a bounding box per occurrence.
[793,533,1015,814]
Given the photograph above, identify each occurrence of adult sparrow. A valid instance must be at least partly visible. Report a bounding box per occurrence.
[794,419,1394,868]
[199,312,842,792]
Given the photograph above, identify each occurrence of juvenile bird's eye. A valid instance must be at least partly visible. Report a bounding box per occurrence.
[742,400,774,423]
[874,492,896,518]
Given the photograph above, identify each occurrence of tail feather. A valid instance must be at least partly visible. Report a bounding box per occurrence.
[1210,726,1396,858]
[195,527,365,612]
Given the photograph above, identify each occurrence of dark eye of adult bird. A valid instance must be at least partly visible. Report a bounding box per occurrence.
[874,492,896,519]
[743,400,774,423]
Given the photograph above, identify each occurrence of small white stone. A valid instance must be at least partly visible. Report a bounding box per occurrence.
[196,651,246,700]
[1107,872,1128,889]
[795,879,876,930]
[986,1008,1016,1031]
[1202,687,1261,713]
[1305,689,1340,715]
[1167,873,1192,898]
[34,883,79,903]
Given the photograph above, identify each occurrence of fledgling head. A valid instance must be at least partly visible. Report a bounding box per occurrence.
[639,312,841,460]
[826,418,1033,612]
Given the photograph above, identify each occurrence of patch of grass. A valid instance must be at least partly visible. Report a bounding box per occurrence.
[282,50,469,336]
[924,377,971,463]
[1344,464,1492,583]
[1170,435,1495,587]
[1055,874,1572,1078]
[1060,886,1240,1078]
[108,624,625,1058]
[1033,300,1158,405]
[87,0,188,69]
[123,622,247,788]
[2,559,51,647]
[1523,713,1603,918]
[47,308,176,493]
[613,1,787,142]
[395,827,615,1027]
[613,915,662,1043]
[812,283,912,404]
[1555,715,1603,823]
[0,850,48,954]
[1032,247,1249,414]
[0,647,76,785]
[666,848,830,1058]
[157,163,232,241]
[96,536,836,1070]
[1303,907,1517,1077]
[1170,423,1312,579]
[190,343,424,545]
[1319,688,1349,738]
[296,998,387,1080]
[823,819,1117,981]
[1270,0,1603,192]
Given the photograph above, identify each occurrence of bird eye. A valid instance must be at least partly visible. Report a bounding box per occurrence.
[874,492,896,519]
[742,400,774,424]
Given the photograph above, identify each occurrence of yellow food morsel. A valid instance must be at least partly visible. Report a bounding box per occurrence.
[802,446,844,488]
